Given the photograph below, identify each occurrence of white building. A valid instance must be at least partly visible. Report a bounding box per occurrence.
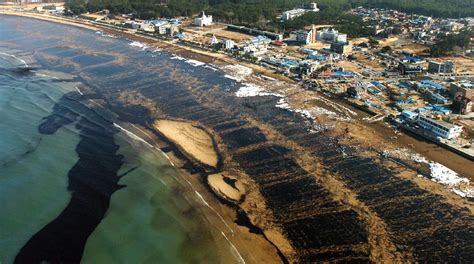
[224,39,235,50]
[140,23,155,33]
[336,34,347,43]
[417,115,463,139]
[317,29,341,43]
[194,11,213,27]
[210,35,219,45]
[282,3,319,21]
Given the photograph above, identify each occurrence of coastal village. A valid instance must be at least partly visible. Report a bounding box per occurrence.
[12,2,473,160]
[1,1,474,263]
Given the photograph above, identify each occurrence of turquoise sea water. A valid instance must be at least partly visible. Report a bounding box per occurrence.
[0,16,239,263]
[0,56,79,261]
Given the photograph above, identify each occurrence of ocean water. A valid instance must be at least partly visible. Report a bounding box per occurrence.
[0,16,239,263]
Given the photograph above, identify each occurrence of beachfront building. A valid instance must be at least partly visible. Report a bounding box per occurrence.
[428,60,455,73]
[139,23,155,33]
[282,3,319,21]
[416,115,463,139]
[296,25,318,45]
[194,11,213,27]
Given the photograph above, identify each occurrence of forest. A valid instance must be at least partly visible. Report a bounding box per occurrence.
[66,0,474,22]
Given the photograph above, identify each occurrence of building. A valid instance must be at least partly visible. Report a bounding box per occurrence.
[330,42,353,54]
[299,60,320,75]
[450,81,474,114]
[210,35,219,45]
[336,34,347,43]
[224,39,235,50]
[422,90,449,105]
[428,60,455,73]
[282,3,319,21]
[139,23,155,33]
[416,115,463,139]
[316,28,340,42]
[194,11,212,27]
[398,61,424,75]
[296,25,317,45]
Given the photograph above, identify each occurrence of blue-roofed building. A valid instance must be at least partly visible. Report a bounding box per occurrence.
[249,35,272,45]
[401,110,418,120]
[279,59,299,68]
[419,80,445,90]
[300,48,317,55]
[307,54,326,61]
[174,33,186,39]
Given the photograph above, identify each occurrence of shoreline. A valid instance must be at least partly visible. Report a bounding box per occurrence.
[0,11,293,83]
[1,11,471,181]
[114,121,284,263]
[3,11,474,259]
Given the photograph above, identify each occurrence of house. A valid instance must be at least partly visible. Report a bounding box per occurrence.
[194,11,212,27]
[416,115,463,139]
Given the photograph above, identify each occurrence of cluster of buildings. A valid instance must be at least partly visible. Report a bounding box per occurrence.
[124,19,181,37]
[345,77,474,141]
[294,27,352,55]
[281,2,319,21]
[349,7,473,46]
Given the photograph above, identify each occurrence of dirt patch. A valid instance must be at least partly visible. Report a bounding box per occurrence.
[336,60,362,73]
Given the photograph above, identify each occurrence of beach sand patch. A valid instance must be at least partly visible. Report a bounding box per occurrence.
[208,173,246,202]
[153,119,218,167]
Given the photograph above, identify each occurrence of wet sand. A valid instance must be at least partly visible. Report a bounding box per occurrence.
[153,119,218,168]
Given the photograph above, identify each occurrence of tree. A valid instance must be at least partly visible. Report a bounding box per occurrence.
[369,37,379,47]
[381,46,392,53]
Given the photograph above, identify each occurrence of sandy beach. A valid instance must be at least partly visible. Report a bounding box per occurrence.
[208,173,246,202]
[153,119,218,168]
